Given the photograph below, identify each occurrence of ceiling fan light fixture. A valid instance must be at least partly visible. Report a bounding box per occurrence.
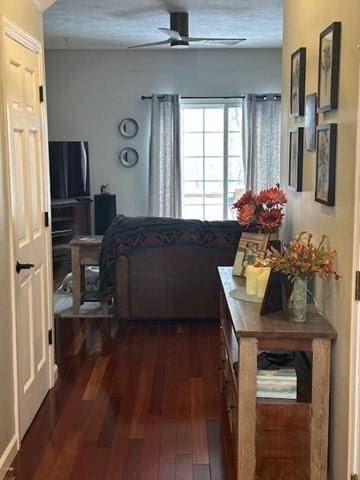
[170,39,189,48]
[128,11,246,49]
[170,12,189,37]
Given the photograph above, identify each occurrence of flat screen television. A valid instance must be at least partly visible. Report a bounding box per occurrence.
[49,141,90,200]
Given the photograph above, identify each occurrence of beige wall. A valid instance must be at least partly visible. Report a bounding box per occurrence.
[281,1,360,478]
[0,0,43,474]
[1,0,43,41]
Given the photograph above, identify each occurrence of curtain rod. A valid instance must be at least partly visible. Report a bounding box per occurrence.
[141,94,281,100]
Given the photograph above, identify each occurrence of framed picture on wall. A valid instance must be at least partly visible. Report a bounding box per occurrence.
[290,47,306,117]
[288,127,304,192]
[305,93,318,151]
[315,123,337,206]
[317,22,341,113]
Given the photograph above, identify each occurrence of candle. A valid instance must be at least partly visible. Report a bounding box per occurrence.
[256,268,271,298]
[245,266,263,296]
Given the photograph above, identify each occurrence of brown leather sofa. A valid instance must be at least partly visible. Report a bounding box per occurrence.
[104,216,248,322]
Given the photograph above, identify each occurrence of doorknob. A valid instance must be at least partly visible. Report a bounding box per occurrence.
[16,261,35,274]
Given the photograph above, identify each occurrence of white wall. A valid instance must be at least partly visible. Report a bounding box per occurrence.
[45,48,282,216]
[281,1,360,478]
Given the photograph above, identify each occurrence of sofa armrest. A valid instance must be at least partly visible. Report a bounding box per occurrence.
[115,255,131,323]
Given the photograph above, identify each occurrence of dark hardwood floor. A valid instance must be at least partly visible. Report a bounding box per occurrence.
[6,317,236,479]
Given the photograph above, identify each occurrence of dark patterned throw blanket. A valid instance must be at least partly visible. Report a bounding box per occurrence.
[99,215,246,298]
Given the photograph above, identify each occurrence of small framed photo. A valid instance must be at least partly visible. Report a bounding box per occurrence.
[290,47,306,117]
[233,232,269,277]
[233,247,246,276]
[305,93,318,151]
[318,22,341,113]
[288,127,304,192]
[260,272,292,316]
[315,123,337,206]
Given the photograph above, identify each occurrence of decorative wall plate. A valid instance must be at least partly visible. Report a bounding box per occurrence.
[119,118,138,138]
[119,147,139,167]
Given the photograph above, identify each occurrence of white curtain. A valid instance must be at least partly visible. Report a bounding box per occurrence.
[243,94,281,192]
[149,94,181,217]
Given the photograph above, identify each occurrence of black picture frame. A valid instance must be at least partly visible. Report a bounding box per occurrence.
[315,123,337,206]
[305,93,318,151]
[288,127,304,192]
[260,272,292,316]
[317,22,341,113]
[290,47,306,117]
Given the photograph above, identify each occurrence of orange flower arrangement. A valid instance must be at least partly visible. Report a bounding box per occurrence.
[233,185,287,232]
[257,231,340,280]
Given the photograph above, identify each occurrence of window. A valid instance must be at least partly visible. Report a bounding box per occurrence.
[181,97,281,221]
[181,101,245,220]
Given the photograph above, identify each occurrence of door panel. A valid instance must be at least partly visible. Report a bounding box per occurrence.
[33,265,46,372]
[29,129,43,236]
[24,67,36,113]
[9,60,22,110]
[4,34,51,439]
[19,275,34,394]
[12,128,28,244]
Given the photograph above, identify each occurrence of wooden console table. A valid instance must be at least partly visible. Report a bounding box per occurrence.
[218,267,337,479]
[70,235,103,314]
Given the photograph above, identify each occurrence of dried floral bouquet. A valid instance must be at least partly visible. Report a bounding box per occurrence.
[257,231,340,280]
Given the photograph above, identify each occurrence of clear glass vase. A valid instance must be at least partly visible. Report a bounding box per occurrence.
[292,277,308,322]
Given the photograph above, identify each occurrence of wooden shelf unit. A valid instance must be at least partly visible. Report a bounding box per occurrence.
[218,267,337,480]
[51,198,92,262]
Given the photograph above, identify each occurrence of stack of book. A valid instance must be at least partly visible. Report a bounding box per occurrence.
[256,368,297,400]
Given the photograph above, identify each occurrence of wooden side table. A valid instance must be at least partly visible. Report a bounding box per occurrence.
[69,235,103,314]
[218,266,337,479]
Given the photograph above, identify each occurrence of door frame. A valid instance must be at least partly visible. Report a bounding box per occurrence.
[0,16,55,448]
[349,62,360,476]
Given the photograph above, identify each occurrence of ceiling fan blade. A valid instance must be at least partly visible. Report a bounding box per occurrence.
[128,39,171,49]
[158,27,182,41]
[188,37,246,45]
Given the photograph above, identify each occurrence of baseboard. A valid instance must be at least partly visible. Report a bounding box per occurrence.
[0,435,17,480]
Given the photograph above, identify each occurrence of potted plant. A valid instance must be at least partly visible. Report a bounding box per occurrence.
[233,185,287,233]
[257,231,339,322]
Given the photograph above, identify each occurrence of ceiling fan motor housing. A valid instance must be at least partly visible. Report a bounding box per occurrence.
[170,12,189,47]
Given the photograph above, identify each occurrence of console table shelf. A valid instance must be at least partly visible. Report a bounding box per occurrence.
[218,267,336,480]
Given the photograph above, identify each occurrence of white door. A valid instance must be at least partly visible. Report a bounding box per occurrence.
[4,32,51,439]
[349,62,360,476]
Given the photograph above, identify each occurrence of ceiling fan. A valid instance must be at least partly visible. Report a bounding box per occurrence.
[128,12,246,49]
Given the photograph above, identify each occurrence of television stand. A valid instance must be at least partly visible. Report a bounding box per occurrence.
[75,196,91,202]
[51,198,92,263]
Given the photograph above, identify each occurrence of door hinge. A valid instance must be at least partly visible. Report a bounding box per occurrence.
[44,211,49,227]
[48,329,53,346]
[356,271,360,300]
[39,85,44,103]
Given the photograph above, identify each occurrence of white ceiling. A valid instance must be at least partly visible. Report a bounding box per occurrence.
[44,0,283,50]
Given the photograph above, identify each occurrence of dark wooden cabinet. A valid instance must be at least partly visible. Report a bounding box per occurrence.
[51,198,92,261]
[94,194,117,234]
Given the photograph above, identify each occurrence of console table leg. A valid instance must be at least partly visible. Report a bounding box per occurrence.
[71,245,81,314]
[311,338,331,480]
[237,337,257,479]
